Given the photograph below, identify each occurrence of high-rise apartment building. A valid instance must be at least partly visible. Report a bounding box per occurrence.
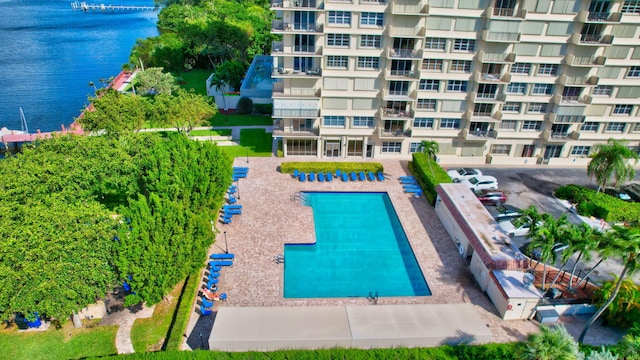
[270,0,640,166]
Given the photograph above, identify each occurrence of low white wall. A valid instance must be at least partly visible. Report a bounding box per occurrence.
[437,155,487,166]
[488,156,538,166]
[537,304,596,316]
[546,157,590,167]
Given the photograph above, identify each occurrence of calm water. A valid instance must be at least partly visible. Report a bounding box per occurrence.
[284,192,431,298]
[0,0,158,132]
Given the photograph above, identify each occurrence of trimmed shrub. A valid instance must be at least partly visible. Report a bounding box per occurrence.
[556,184,640,223]
[236,97,254,114]
[410,153,452,205]
[281,162,383,174]
[254,103,272,115]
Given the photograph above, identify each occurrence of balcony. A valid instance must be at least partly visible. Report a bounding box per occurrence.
[552,94,593,105]
[563,54,606,67]
[557,75,599,87]
[465,109,503,122]
[383,69,420,80]
[578,10,622,23]
[477,51,516,63]
[571,33,614,46]
[473,71,511,84]
[387,24,426,38]
[486,7,527,19]
[378,126,412,138]
[472,92,506,102]
[272,83,321,98]
[482,30,521,43]
[272,126,320,138]
[387,48,423,59]
[547,113,586,124]
[462,128,498,140]
[380,107,414,120]
[272,67,322,77]
[273,108,320,117]
[272,41,284,53]
[391,2,428,15]
[542,129,578,142]
[272,20,323,33]
[382,88,417,101]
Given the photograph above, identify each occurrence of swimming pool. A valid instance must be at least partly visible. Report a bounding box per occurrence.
[284,192,431,298]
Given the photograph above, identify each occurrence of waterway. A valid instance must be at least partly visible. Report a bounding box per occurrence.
[0,0,158,132]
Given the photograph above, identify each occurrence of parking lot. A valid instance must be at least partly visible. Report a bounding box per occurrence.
[442,165,640,285]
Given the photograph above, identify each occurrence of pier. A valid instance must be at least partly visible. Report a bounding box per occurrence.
[70,2,157,12]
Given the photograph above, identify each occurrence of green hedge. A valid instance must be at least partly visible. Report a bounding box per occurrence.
[410,153,453,205]
[164,272,201,351]
[280,162,383,174]
[555,184,640,223]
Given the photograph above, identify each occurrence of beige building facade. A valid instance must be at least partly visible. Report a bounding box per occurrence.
[270,0,640,164]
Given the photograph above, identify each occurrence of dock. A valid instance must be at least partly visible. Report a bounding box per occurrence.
[70,2,157,12]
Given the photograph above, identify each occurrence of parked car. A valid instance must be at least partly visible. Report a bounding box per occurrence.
[475,190,507,205]
[447,168,483,182]
[485,203,522,221]
[499,218,536,237]
[461,175,499,191]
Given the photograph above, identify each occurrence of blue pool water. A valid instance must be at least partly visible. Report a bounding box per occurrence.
[284,192,431,298]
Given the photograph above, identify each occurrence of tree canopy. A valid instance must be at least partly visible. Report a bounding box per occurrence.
[136,67,179,95]
[0,133,232,322]
[587,138,639,192]
[78,89,148,136]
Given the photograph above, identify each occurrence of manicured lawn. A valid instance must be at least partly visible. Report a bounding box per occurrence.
[219,129,273,158]
[175,69,212,96]
[189,129,232,137]
[210,113,272,126]
[131,280,185,352]
[0,320,117,360]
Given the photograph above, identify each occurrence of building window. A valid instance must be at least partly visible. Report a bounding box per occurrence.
[506,82,527,94]
[502,102,521,113]
[416,99,437,110]
[447,80,468,92]
[423,59,443,71]
[328,11,351,25]
[450,60,472,72]
[622,0,640,13]
[453,39,475,52]
[606,122,626,132]
[286,139,317,156]
[360,12,384,26]
[360,35,381,48]
[633,123,640,132]
[571,146,591,156]
[532,83,553,95]
[326,55,348,68]
[327,34,349,47]
[522,120,542,130]
[440,118,461,129]
[491,144,511,155]
[555,115,585,123]
[528,102,548,113]
[613,104,634,115]
[419,79,439,91]
[409,142,423,153]
[352,116,374,127]
[511,63,531,75]
[323,116,345,126]
[581,122,599,132]
[500,120,517,130]
[414,117,434,128]
[424,37,446,50]
[628,66,640,77]
[537,64,559,76]
[382,142,402,153]
[592,85,613,96]
[357,56,379,69]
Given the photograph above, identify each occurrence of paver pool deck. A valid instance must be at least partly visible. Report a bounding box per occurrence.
[185,157,623,350]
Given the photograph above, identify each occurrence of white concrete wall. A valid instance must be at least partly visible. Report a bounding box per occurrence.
[470,254,491,292]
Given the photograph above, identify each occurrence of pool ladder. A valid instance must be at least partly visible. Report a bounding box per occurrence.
[274,253,285,264]
[290,192,311,206]
[367,291,379,303]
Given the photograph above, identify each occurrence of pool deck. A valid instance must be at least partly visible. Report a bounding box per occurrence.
[186,157,622,350]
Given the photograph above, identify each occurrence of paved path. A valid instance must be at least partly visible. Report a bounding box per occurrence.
[99,305,155,354]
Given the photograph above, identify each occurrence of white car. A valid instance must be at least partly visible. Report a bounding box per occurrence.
[461,175,498,191]
[498,219,533,238]
[447,168,483,182]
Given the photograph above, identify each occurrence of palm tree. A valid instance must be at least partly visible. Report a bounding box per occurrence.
[513,206,547,270]
[567,224,602,291]
[420,140,439,178]
[579,225,640,343]
[587,138,639,193]
[525,213,570,292]
[523,324,583,360]
[547,223,600,293]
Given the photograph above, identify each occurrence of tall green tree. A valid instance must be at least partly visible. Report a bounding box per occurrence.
[136,67,178,95]
[524,213,570,291]
[587,138,639,193]
[568,224,602,291]
[421,140,439,178]
[579,225,640,343]
[523,324,583,360]
[547,223,600,293]
[77,89,148,136]
[149,89,217,134]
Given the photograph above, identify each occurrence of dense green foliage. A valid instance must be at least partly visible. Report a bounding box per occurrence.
[135,67,179,95]
[593,277,640,328]
[280,162,384,174]
[0,133,231,322]
[523,325,583,360]
[149,89,217,134]
[409,152,452,205]
[556,184,640,223]
[236,97,254,115]
[587,138,639,192]
[164,273,201,351]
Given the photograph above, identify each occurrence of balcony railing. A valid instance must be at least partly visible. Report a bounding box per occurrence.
[478,51,516,63]
[462,128,497,140]
[391,2,428,15]
[573,33,614,45]
[381,107,414,119]
[384,69,419,79]
[272,84,321,97]
[379,127,411,138]
[482,30,521,43]
[273,108,320,117]
[387,48,423,59]
[552,94,593,105]
[578,10,622,23]
[488,7,527,19]
[272,67,321,76]
[387,24,426,37]
[558,75,599,86]
[272,41,283,53]
[564,54,606,67]
[271,0,319,8]
[272,20,322,33]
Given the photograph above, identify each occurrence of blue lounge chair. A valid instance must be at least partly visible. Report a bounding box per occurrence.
[229,184,237,190]
[326,172,333,182]
[223,204,242,209]
[208,262,222,271]
[342,172,349,182]
[404,187,423,194]
[233,173,246,179]
[336,169,342,177]
[400,179,418,184]
[210,260,233,267]
[358,171,366,181]
[218,293,227,301]
[220,216,231,224]
[208,272,219,280]
[200,304,213,315]
[318,172,325,182]
[349,172,357,181]
[377,172,385,181]
[227,195,237,204]
[232,176,240,182]
[224,209,241,216]
[367,172,376,181]
[210,253,235,260]
[233,167,249,172]
[399,175,415,180]
[299,172,306,182]
[202,296,215,308]
[310,172,317,182]
[206,278,218,289]
[403,184,421,189]
[227,188,236,195]
[293,169,299,177]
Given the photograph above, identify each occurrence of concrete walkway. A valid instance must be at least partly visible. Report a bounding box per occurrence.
[99,305,155,354]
